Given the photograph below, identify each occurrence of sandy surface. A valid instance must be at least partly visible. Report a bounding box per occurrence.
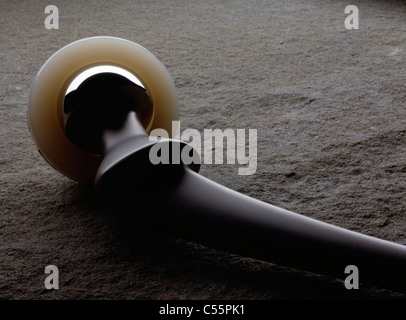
[1,0,406,299]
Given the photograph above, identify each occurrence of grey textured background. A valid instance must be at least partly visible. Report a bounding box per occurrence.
[1,0,406,299]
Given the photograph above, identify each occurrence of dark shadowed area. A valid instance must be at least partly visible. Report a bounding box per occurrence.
[1,0,406,300]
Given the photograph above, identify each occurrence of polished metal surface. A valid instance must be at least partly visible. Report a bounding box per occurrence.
[66,65,145,95]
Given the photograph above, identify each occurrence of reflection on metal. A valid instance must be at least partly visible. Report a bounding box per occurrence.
[66,65,144,94]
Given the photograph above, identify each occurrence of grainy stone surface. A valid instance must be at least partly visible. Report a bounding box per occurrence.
[1,0,405,300]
